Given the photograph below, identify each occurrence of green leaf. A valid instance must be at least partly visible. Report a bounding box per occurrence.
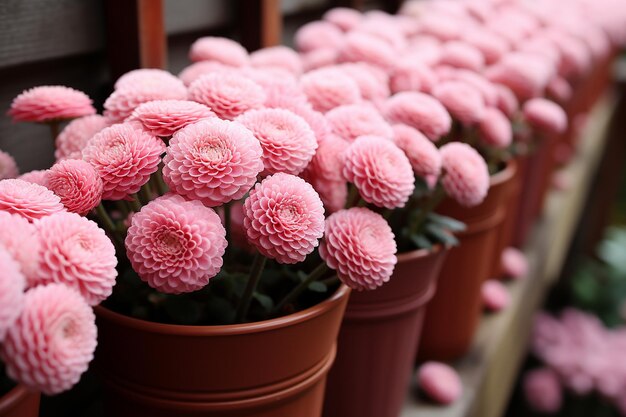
[253,292,274,312]
[425,223,459,247]
[308,281,327,293]
[409,233,433,249]
[427,213,467,232]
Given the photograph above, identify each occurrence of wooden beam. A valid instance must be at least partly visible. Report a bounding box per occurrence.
[236,0,282,51]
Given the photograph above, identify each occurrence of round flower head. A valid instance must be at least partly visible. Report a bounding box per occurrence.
[438,41,486,72]
[416,12,464,41]
[0,211,41,286]
[55,115,108,161]
[320,207,396,290]
[417,362,463,405]
[482,279,510,312]
[114,68,182,91]
[178,61,232,86]
[336,63,390,102]
[0,150,18,180]
[337,32,396,70]
[236,108,317,175]
[250,46,303,76]
[326,104,393,142]
[300,67,362,113]
[389,60,437,94]
[432,81,486,126]
[8,86,96,123]
[440,69,499,107]
[82,123,165,201]
[502,247,528,279]
[128,100,215,137]
[243,173,325,264]
[323,7,362,31]
[384,92,452,141]
[523,368,562,413]
[1,283,97,395]
[462,29,509,65]
[478,107,513,149]
[18,170,48,187]
[0,179,64,222]
[343,136,415,209]
[189,36,249,66]
[46,159,103,215]
[244,70,308,110]
[188,73,266,120]
[440,142,489,207]
[495,85,519,119]
[485,52,554,101]
[163,118,263,207]
[301,48,339,71]
[392,124,442,178]
[125,194,226,293]
[0,249,25,342]
[523,98,568,135]
[303,134,349,182]
[294,21,344,52]
[304,175,348,214]
[547,76,573,103]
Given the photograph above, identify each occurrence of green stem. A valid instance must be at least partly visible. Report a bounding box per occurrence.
[96,203,117,233]
[48,121,60,142]
[235,253,267,323]
[223,202,231,244]
[345,184,360,209]
[321,276,340,286]
[153,167,168,195]
[138,183,153,205]
[115,200,130,218]
[272,263,329,315]
[410,185,446,235]
[129,194,142,212]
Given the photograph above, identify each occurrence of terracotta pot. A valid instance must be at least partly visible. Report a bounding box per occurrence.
[419,161,515,361]
[95,285,350,417]
[491,159,521,277]
[323,247,448,417]
[0,385,40,417]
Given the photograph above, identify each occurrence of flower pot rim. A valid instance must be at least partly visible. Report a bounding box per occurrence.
[95,284,350,336]
[396,244,444,263]
[490,158,517,187]
[0,384,34,413]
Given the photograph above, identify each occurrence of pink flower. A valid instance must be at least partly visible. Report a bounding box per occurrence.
[301,48,339,71]
[326,104,393,142]
[462,29,509,65]
[416,12,463,41]
[320,207,396,290]
[243,173,324,264]
[188,73,266,120]
[523,98,568,135]
[128,100,215,137]
[440,142,490,207]
[0,150,18,180]
[417,362,463,405]
[438,69,499,107]
[162,118,263,207]
[304,176,348,214]
[432,81,486,126]
[18,170,49,187]
[323,7,362,31]
[0,179,64,222]
[389,60,437,94]
[82,123,166,201]
[336,63,390,102]
[294,21,344,52]
[189,36,249,66]
[178,61,232,86]
[501,247,528,279]
[482,280,510,311]
[392,124,442,178]
[114,69,183,91]
[55,115,108,161]
[343,136,415,209]
[523,368,562,413]
[547,76,573,103]
[438,41,486,72]
[485,52,554,101]
[0,249,25,342]
[300,67,362,113]
[0,211,41,286]
[384,92,452,141]
[478,108,513,149]
[337,32,396,70]
[494,85,519,119]
[125,194,226,293]
[250,46,303,75]
[236,108,317,175]
[303,135,349,182]
[1,283,97,395]
[46,160,103,215]
[8,86,96,123]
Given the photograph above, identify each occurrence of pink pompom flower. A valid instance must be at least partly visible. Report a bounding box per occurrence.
[0,179,64,222]
[243,173,325,264]
[294,21,344,52]
[1,283,97,395]
[392,124,442,178]
[114,69,183,91]
[343,135,415,209]
[320,207,396,290]
[125,194,226,293]
[432,81,486,126]
[189,36,249,66]
[323,7,362,31]
[0,249,25,342]
[522,98,568,135]
[462,29,509,65]
[417,362,463,405]
[18,170,48,187]
[547,76,573,103]
[501,247,528,279]
[485,52,554,101]
[250,46,304,76]
[482,279,510,311]
[440,142,490,207]
[523,368,562,413]
[0,211,41,286]
[384,92,452,141]
[304,135,349,182]
[46,159,103,215]
[494,85,519,119]
[389,60,437,94]
[438,41,486,72]
[478,107,513,149]
[336,63,390,102]
[8,86,96,123]
[162,118,263,207]
[0,150,18,180]
[178,61,232,86]
[300,67,362,113]
[337,32,396,71]
[304,176,348,214]
[55,115,108,161]
[301,48,339,71]
[326,103,393,142]
[128,100,215,137]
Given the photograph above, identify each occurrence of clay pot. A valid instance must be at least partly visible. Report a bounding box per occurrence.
[491,159,521,277]
[94,285,350,417]
[323,247,448,417]
[0,385,40,417]
[419,161,515,361]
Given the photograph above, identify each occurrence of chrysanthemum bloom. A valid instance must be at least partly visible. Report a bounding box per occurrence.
[323,7,362,31]
[389,60,437,94]
[189,36,249,66]
[462,29,509,65]
[522,98,568,135]
[482,279,510,311]
[304,175,348,214]
[343,136,415,209]
[326,104,393,142]
[494,85,519,119]
[114,68,182,91]
[320,207,396,289]
[392,124,441,178]
[0,179,64,222]
[8,86,96,123]
[432,81,486,126]
[406,37,443,66]
[440,142,490,207]
[1,283,97,395]
[501,247,528,279]
[336,63,390,102]
[478,108,513,149]
[178,61,232,86]
[0,211,41,286]
[301,48,339,71]
[250,46,303,76]
[125,194,226,293]
[82,123,166,201]
[0,249,25,342]
[545,30,591,80]
[547,76,573,103]
[46,160,103,215]
[247,70,309,111]
[294,21,344,52]
[300,67,362,113]
[439,69,499,107]
[55,115,108,161]
[188,73,266,120]
[128,100,215,137]
[0,150,18,180]
[485,52,554,101]
[417,362,463,405]
[384,92,452,141]
[438,41,486,72]
[162,118,263,207]
[416,12,463,41]
[236,108,317,175]
[523,368,562,413]
[352,21,407,51]
[337,32,396,71]
[18,170,48,187]
[303,134,349,182]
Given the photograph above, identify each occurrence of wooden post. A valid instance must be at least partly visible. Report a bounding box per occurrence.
[236,0,282,51]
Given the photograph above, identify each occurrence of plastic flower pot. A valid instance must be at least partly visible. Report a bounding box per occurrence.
[323,247,448,417]
[0,385,40,417]
[419,160,516,361]
[94,285,350,417]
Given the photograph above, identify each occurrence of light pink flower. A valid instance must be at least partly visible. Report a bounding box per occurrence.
[523,98,568,135]
[336,63,390,102]
[478,108,513,149]
[82,123,166,201]
[1,283,97,395]
[337,32,396,70]
[523,368,562,413]
[326,104,393,142]
[162,118,263,207]
[416,12,463,41]
[546,30,591,80]
[0,249,25,342]
[236,108,317,175]
[323,7,362,31]
[55,115,108,160]
[384,92,452,141]
[482,279,510,311]
[392,124,442,178]
[250,46,303,76]
[440,142,490,207]
[114,68,182,91]
[438,41,486,72]
[320,207,397,290]
[352,21,407,51]
[294,21,344,52]
[300,67,362,113]
[125,194,226,293]
[417,362,463,405]
[502,247,528,279]
[178,61,232,86]
[0,211,41,286]
[189,36,249,66]
[18,170,48,187]
[485,52,555,101]
[46,159,103,215]
[304,176,348,214]
[432,81,486,126]
[0,179,64,222]
[0,150,18,180]
[343,135,415,209]
[301,48,339,71]
[462,29,509,65]
[389,60,437,94]
[8,86,96,123]
[128,100,215,137]
[547,76,573,103]
[303,135,349,182]
[438,69,499,107]
[494,85,519,119]
[243,173,325,264]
